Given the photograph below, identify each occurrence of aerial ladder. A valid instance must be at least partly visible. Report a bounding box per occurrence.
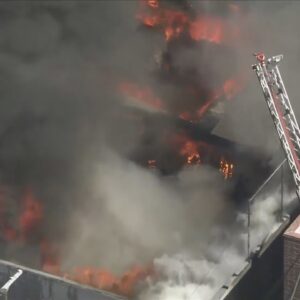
[252,53,300,199]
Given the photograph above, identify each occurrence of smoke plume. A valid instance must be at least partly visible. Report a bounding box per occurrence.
[0,1,299,299]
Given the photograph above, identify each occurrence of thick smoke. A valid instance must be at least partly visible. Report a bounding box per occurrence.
[61,150,229,274]
[214,1,300,159]
[0,1,299,299]
[136,183,295,300]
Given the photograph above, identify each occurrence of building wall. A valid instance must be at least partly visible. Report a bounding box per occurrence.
[0,261,125,300]
[284,236,300,299]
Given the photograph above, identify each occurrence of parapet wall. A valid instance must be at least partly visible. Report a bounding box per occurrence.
[0,260,125,300]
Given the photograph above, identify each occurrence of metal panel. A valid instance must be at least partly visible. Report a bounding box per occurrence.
[0,261,125,300]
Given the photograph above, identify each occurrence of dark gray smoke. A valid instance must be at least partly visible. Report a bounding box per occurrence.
[214,1,300,160]
[0,1,299,299]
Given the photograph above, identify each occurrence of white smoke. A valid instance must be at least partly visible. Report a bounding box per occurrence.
[61,150,229,273]
[136,176,296,300]
[0,2,298,299]
[59,150,296,300]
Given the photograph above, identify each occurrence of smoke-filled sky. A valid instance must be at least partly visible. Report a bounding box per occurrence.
[214,1,300,155]
[0,0,298,181]
[0,1,299,299]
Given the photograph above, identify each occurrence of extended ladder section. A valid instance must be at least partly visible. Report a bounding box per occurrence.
[252,53,300,198]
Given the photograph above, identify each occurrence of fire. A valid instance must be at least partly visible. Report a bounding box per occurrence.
[219,158,234,179]
[181,140,201,165]
[64,265,153,297]
[19,188,43,241]
[147,0,159,9]
[170,133,201,165]
[137,0,239,44]
[0,3,243,298]
[118,81,164,111]
[189,16,224,44]
[0,185,152,297]
[0,187,44,243]
[196,76,245,119]
[178,77,245,122]
[134,2,245,122]
[223,78,244,100]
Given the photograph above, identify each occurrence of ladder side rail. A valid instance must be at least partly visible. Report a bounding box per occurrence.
[255,64,297,173]
[271,68,300,153]
[273,66,300,145]
[266,59,300,141]
[262,62,300,172]
[254,63,300,193]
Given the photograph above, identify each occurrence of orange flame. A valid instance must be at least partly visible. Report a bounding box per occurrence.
[180,141,201,165]
[0,186,153,297]
[63,265,153,297]
[170,133,201,165]
[189,16,224,44]
[0,187,45,243]
[178,77,245,123]
[137,1,239,44]
[219,158,234,179]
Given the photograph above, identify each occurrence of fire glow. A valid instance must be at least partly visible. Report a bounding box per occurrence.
[65,265,153,297]
[180,77,245,122]
[0,1,244,298]
[219,158,234,180]
[0,187,43,243]
[170,133,234,178]
[196,77,245,119]
[0,186,152,297]
[137,0,240,44]
[180,140,201,165]
[118,81,164,111]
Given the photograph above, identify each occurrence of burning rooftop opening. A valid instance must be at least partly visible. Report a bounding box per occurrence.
[0,0,299,299]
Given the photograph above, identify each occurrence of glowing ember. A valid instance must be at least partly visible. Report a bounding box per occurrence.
[219,158,234,179]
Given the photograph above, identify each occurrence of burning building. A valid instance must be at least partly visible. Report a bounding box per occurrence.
[0,0,299,300]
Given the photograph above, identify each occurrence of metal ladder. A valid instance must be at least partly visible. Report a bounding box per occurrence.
[252,53,300,199]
